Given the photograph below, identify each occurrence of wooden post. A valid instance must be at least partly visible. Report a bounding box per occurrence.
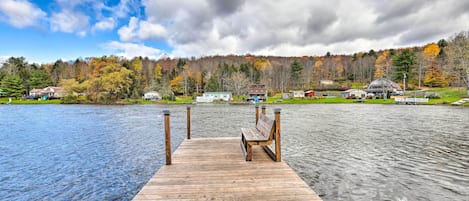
[274,108,281,162]
[163,110,171,165]
[255,104,259,125]
[261,105,266,115]
[186,106,191,140]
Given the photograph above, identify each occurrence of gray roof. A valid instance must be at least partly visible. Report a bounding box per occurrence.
[366,78,402,93]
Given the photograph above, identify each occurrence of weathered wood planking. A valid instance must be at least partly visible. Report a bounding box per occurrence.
[133,137,322,201]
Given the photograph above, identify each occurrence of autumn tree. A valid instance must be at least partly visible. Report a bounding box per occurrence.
[374,51,390,79]
[170,75,184,95]
[99,64,133,102]
[422,43,446,87]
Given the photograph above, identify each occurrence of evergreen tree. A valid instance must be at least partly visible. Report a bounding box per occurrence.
[28,69,52,89]
[393,49,417,89]
[1,74,25,98]
[290,60,304,89]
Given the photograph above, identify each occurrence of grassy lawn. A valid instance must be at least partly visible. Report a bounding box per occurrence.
[0,97,61,104]
[266,96,395,104]
[1,88,466,105]
[422,88,467,105]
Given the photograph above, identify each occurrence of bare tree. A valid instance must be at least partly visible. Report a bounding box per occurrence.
[446,31,469,95]
[227,71,250,99]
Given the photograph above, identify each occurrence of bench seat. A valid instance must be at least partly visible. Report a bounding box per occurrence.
[240,114,276,161]
[241,127,269,141]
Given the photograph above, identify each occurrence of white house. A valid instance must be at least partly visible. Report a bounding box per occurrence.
[342,89,367,98]
[196,92,232,103]
[290,90,305,98]
[143,91,161,100]
[29,86,65,99]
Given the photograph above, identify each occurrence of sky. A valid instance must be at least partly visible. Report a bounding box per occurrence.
[0,0,468,64]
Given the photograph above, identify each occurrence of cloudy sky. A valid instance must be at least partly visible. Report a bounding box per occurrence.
[0,0,467,63]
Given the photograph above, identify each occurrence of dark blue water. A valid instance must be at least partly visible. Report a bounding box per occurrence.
[0,104,468,201]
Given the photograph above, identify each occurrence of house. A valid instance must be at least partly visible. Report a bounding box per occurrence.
[29,87,65,99]
[196,92,232,103]
[143,91,161,100]
[290,90,305,98]
[342,89,367,99]
[366,78,403,98]
[246,84,267,102]
[43,87,65,98]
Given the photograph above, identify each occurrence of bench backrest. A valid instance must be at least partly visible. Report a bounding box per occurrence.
[256,114,275,141]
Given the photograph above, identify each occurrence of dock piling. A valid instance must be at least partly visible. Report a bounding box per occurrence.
[274,108,281,162]
[186,106,191,139]
[255,104,259,124]
[261,105,266,115]
[163,110,171,165]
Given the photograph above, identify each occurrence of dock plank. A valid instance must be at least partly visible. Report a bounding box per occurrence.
[134,137,321,201]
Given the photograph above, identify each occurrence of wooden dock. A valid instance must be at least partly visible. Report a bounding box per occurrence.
[133,137,322,201]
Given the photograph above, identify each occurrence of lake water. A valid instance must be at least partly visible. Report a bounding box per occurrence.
[0,104,467,201]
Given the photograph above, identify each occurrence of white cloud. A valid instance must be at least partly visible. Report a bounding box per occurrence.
[131,0,469,57]
[102,41,163,59]
[118,17,167,42]
[92,17,116,32]
[50,10,89,36]
[0,0,46,28]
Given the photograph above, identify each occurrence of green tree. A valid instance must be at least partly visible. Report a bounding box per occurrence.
[28,69,52,89]
[1,74,25,98]
[205,75,219,92]
[290,60,304,89]
[393,49,417,89]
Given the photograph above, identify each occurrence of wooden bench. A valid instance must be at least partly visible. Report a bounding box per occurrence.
[240,108,281,161]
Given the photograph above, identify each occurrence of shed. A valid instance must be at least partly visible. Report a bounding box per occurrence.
[143,91,161,100]
[305,90,315,97]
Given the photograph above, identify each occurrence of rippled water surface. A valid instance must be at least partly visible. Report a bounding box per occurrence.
[0,104,468,201]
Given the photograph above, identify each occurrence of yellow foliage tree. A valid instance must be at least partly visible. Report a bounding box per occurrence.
[254,58,271,71]
[423,43,445,87]
[154,64,162,83]
[374,51,389,79]
[423,43,440,60]
[170,75,183,94]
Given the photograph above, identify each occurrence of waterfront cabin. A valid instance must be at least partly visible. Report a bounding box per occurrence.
[29,86,65,99]
[196,92,232,103]
[143,91,161,100]
[246,84,267,102]
[342,89,367,99]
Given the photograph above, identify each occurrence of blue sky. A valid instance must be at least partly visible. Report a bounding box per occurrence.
[0,0,468,64]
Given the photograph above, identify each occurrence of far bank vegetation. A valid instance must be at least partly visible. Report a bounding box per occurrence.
[0,31,468,104]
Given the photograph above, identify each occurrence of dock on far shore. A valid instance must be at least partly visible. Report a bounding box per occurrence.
[133,137,322,201]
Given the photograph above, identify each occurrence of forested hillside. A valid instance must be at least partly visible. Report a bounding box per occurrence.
[1,31,468,103]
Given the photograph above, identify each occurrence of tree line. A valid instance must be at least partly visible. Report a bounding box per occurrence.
[0,30,468,103]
